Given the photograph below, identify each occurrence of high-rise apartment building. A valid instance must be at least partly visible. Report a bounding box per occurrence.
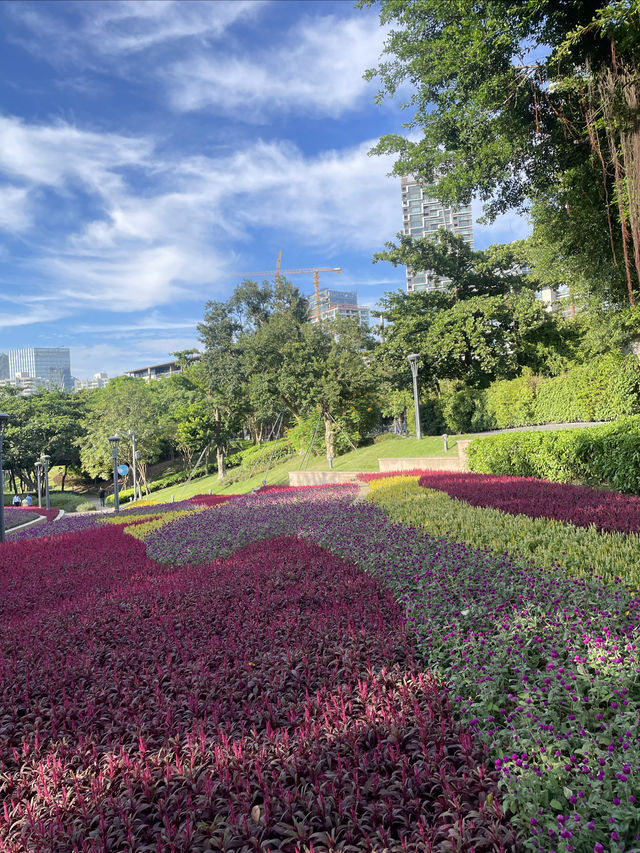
[401,175,474,293]
[7,347,73,390]
[308,288,370,325]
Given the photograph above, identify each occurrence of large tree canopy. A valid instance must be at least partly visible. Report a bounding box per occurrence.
[364,0,640,300]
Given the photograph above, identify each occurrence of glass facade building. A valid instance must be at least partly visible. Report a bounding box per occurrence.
[7,347,73,390]
[401,176,474,293]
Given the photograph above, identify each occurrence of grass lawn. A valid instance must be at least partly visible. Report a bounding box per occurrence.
[140,433,471,504]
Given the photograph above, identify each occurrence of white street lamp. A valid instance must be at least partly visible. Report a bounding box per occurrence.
[407,354,422,441]
[108,433,121,513]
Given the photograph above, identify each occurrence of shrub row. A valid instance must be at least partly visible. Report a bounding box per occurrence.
[437,353,640,433]
[467,416,640,494]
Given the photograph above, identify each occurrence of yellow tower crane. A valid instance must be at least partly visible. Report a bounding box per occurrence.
[234,254,342,323]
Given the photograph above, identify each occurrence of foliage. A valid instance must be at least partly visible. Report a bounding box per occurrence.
[467,415,640,493]
[0,521,513,851]
[363,0,640,300]
[414,470,640,535]
[366,474,640,585]
[78,376,163,481]
[138,484,640,850]
[0,390,86,489]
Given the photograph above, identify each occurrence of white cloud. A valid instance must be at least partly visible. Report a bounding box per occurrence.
[0,113,401,317]
[0,115,151,194]
[0,185,31,232]
[167,14,386,117]
[472,197,532,249]
[11,1,264,61]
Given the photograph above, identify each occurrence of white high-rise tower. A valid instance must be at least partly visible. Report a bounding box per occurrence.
[400,175,473,293]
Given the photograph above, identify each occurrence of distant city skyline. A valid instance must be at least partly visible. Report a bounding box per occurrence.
[0,1,531,379]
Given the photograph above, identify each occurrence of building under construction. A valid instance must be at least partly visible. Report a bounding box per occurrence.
[307,288,370,326]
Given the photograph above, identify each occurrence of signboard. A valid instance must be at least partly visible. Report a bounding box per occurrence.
[117,464,129,476]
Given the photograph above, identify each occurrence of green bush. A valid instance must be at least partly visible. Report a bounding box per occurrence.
[485,371,537,428]
[442,388,492,433]
[467,415,640,493]
[75,501,96,512]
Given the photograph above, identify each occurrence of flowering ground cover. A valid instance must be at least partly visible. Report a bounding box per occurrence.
[141,486,640,851]
[365,476,640,588]
[411,471,640,535]
[0,527,513,852]
[3,506,59,530]
[8,499,199,541]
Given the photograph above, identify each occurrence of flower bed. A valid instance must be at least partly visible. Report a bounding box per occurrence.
[415,471,640,535]
[140,485,640,851]
[3,506,59,529]
[0,530,512,852]
[367,476,640,588]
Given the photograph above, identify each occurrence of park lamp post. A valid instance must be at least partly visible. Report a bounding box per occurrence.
[128,429,138,502]
[108,433,120,513]
[34,460,43,508]
[407,353,422,441]
[41,454,51,511]
[0,412,9,544]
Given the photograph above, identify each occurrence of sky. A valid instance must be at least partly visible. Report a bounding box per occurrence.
[0,0,531,380]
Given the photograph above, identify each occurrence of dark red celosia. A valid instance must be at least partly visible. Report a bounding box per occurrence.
[414,471,640,534]
[0,532,515,852]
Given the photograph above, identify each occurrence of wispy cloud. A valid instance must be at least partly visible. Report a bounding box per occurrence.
[0,114,399,316]
[472,198,532,248]
[10,0,264,62]
[0,184,31,232]
[167,13,386,118]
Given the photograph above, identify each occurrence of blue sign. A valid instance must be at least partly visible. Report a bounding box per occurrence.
[117,464,129,476]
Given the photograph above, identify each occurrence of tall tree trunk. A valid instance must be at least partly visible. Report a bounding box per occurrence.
[217,445,226,480]
[61,464,68,492]
[323,412,336,461]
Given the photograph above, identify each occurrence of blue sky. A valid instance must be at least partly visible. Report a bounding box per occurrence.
[0,0,530,379]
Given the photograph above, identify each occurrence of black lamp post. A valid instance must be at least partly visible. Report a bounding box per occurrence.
[0,412,9,543]
[407,353,422,441]
[41,454,51,511]
[108,433,120,513]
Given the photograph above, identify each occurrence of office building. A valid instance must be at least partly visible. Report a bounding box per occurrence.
[308,288,370,325]
[0,353,8,380]
[401,175,474,293]
[7,347,73,390]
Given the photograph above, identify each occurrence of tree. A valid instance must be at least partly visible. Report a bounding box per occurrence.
[78,377,163,489]
[374,230,532,299]
[0,390,86,492]
[197,298,248,479]
[363,0,640,300]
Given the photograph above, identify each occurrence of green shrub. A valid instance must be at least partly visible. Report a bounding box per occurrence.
[75,501,96,512]
[467,415,640,493]
[485,371,537,428]
[441,388,492,433]
[533,353,640,424]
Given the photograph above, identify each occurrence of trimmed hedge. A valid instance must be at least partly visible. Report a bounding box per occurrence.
[467,415,640,494]
[438,354,640,433]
